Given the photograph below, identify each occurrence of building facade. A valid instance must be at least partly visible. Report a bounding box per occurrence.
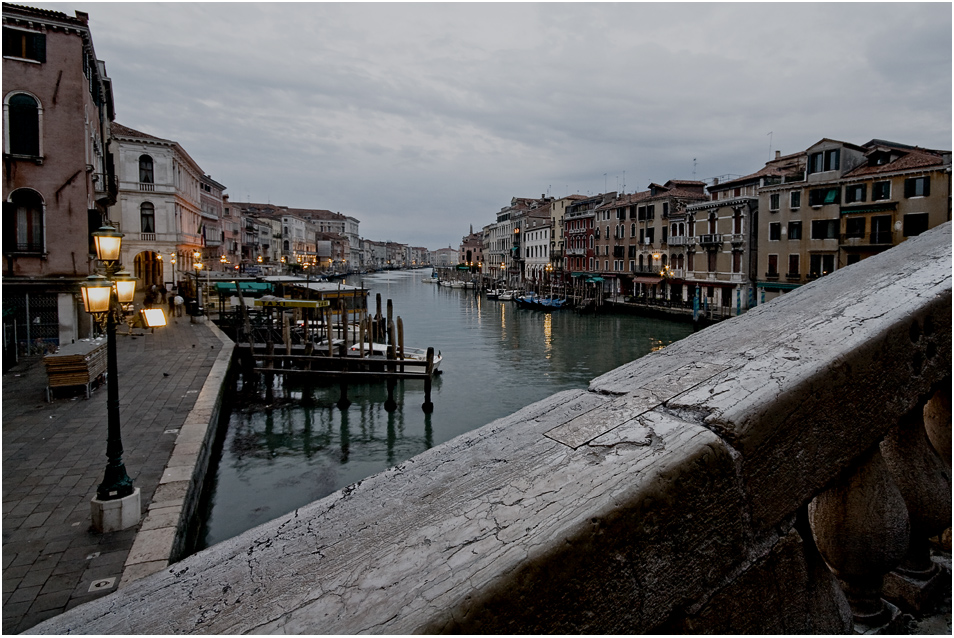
[109,123,206,290]
[3,4,116,358]
[757,139,951,303]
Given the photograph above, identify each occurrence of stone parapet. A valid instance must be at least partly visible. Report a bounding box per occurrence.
[29,223,951,634]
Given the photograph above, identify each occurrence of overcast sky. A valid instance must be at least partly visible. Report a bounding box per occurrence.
[40,2,952,250]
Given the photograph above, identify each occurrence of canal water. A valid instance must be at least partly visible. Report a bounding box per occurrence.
[194,270,694,550]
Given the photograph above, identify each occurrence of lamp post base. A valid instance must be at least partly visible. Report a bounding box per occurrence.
[91,487,141,533]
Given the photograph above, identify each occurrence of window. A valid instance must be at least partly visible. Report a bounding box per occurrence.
[811,219,839,240]
[769,194,780,211]
[808,149,840,174]
[663,203,669,217]
[903,213,929,237]
[631,223,636,238]
[646,227,655,244]
[139,155,154,184]
[790,191,801,209]
[767,254,779,276]
[845,217,865,238]
[871,215,892,243]
[646,205,655,219]
[825,149,840,171]
[809,254,835,277]
[140,202,156,232]
[904,176,930,198]
[6,93,40,157]
[844,184,866,204]
[708,213,717,234]
[733,210,743,234]
[809,187,840,206]
[769,222,781,241]
[637,206,646,221]
[788,254,799,277]
[2,28,46,62]
[707,250,717,272]
[3,188,44,252]
[873,181,891,201]
[687,251,694,271]
[662,226,668,243]
[788,221,802,240]
[732,251,742,273]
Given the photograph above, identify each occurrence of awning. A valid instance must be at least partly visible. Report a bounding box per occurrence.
[633,276,663,284]
[214,281,271,292]
[585,277,604,283]
[840,202,897,215]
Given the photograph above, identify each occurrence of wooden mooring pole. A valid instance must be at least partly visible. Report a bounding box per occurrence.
[422,347,434,413]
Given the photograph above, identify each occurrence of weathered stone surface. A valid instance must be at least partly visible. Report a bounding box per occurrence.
[594,222,952,534]
[29,223,953,634]
[656,528,852,634]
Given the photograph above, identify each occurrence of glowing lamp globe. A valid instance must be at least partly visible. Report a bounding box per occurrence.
[112,270,137,304]
[93,226,123,263]
[80,275,113,314]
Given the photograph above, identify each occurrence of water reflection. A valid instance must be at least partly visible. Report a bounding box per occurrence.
[195,271,694,550]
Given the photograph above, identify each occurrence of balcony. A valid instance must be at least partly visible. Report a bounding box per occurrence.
[764,271,780,280]
[841,232,893,246]
[728,233,745,246]
[668,236,687,247]
[138,182,155,192]
[698,234,723,246]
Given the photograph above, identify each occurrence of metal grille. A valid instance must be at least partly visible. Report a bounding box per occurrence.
[3,293,60,355]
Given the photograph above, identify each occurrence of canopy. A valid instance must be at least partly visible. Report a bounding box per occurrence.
[632,276,663,285]
[214,281,271,292]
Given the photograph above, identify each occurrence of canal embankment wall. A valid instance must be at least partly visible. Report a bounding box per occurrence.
[117,320,235,586]
[30,223,951,634]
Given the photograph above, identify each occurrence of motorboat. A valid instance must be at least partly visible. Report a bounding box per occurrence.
[349,341,443,373]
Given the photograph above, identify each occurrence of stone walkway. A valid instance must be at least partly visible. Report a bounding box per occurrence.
[2,315,224,633]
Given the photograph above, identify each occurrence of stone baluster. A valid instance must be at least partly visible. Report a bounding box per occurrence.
[922,384,952,469]
[878,395,952,612]
[809,446,909,634]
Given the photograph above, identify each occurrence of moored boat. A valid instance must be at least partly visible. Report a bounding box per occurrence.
[349,342,443,373]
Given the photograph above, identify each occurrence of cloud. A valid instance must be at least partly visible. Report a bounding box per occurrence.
[40,2,952,249]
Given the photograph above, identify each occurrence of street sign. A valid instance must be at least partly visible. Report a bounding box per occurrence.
[254,299,329,309]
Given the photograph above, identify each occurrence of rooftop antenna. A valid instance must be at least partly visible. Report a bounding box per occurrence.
[604,173,607,194]
[767,131,773,159]
[692,159,697,179]
[622,170,626,194]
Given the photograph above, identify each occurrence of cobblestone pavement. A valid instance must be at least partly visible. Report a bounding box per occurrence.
[2,315,223,633]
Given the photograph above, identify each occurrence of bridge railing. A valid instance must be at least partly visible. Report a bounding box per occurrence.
[31,224,951,634]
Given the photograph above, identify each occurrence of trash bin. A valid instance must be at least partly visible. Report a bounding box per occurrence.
[187,299,198,315]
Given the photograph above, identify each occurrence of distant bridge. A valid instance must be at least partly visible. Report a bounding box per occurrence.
[32,223,951,634]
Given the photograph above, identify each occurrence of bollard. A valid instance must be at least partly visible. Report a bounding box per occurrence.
[422,347,434,413]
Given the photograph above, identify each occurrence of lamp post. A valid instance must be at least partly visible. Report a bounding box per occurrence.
[193,258,204,322]
[79,226,163,531]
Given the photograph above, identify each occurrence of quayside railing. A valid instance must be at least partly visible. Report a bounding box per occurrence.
[31,223,951,634]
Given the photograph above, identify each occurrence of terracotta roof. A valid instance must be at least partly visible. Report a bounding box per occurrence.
[843,143,950,178]
[110,122,171,144]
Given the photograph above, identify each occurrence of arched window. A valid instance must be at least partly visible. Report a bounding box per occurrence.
[139,155,154,184]
[4,188,44,252]
[638,254,644,270]
[140,202,156,232]
[5,93,41,157]
[283,240,290,251]
[661,254,668,267]
[631,223,636,238]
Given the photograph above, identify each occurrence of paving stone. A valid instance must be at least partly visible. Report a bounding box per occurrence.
[2,317,229,629]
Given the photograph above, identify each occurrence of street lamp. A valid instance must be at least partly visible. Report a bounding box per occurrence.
[193,260,204,321]
[79,226,163,531]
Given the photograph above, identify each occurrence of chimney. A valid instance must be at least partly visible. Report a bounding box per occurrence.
[775,150,781,159]
[713,177,719,185]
